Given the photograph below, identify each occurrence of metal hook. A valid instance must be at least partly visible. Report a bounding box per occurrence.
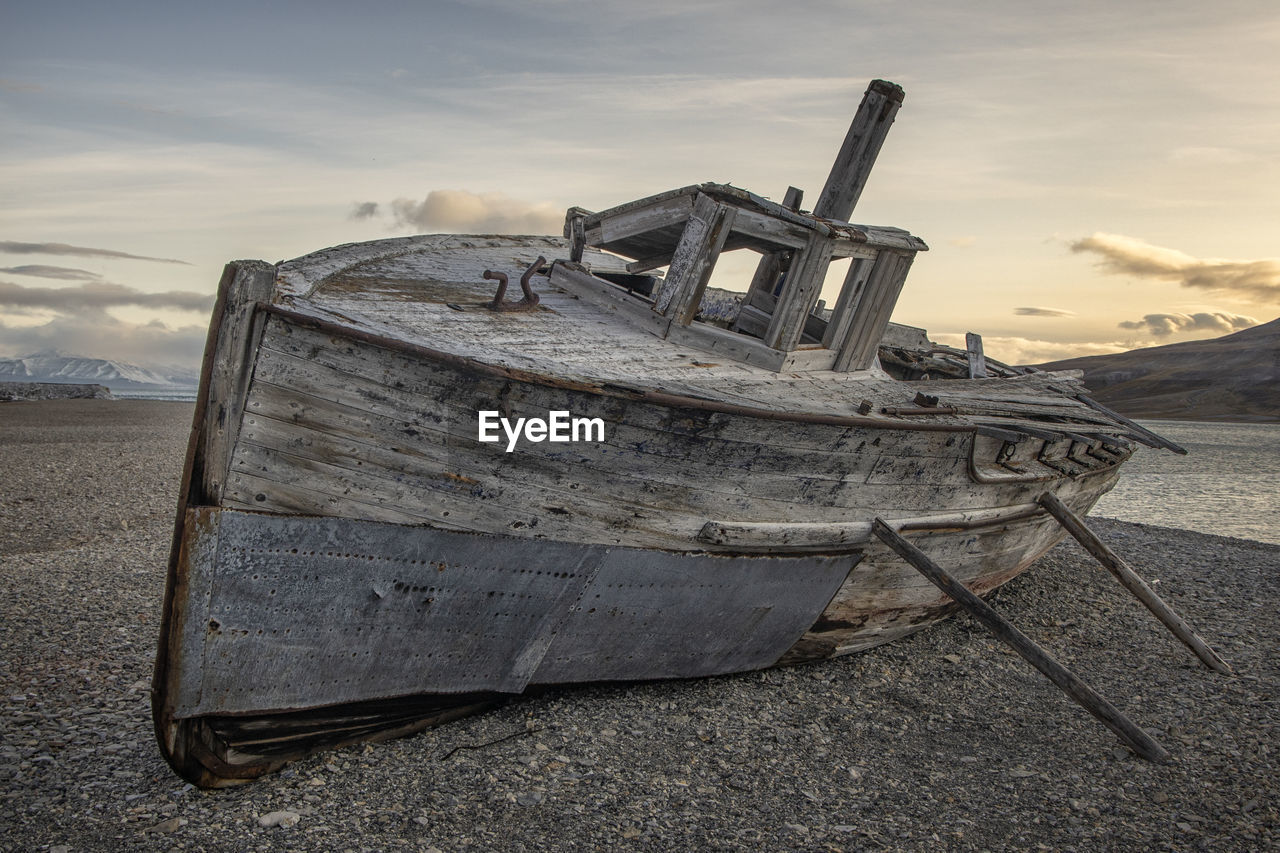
[483,256,545,312]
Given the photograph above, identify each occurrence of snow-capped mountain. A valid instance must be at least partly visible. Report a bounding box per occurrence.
[0,349,199,390]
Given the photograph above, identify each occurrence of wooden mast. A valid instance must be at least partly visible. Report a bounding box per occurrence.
[766,79,911,359]
[813,79,905,222]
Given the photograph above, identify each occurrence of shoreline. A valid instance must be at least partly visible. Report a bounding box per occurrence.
[1138,416,1280,426]
[2,399,1277,851]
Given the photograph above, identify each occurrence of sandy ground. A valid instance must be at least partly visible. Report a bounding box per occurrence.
[1,399,1276,852]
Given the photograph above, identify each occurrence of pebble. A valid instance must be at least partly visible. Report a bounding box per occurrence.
[258,810,301,828]
[145,817,188,833]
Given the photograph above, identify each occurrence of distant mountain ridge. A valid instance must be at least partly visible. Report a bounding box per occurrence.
[0,350,199,390]
[1034,318,1280,422]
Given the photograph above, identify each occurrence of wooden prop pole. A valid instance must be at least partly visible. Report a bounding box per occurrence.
[870,518,1171,762]
[1037,492,1231,674]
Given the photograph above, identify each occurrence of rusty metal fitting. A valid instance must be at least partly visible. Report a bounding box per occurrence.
[483,256,545,312]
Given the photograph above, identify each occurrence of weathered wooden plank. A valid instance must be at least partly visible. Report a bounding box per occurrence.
[653,193,737,323]
[784,509,1072,660]
[764,232,834,352]
[224,470,441,528]
[966,332,988,379]
[564,207,589,263]
[547,263,672,339]
[254,316,939,450]
[238,360,1087,555]
[234,408,775,547]
[242,368,966,491]
[238,374,986,532]
[939,399,1123,425]
[265,308,1134,466]
[582,185,701,229]
[595,193,697,248]
[625,252,676,274]
[246,317,1128,521]
[1075,395,1188,455]
[814,79,905,222]
[822,257,872,350]
[663,319,788,371]
[198,261,277,504]
[778,347,840,372]
[735,188,808,256]
[697,501,1042,550]
[832,250,915,372]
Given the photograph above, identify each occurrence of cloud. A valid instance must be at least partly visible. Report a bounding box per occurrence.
[1118,311,1258,337]
[932,333,1129,366]
[1070,233,1280,302]
[1014,306,1075,318]
[0,281,214,313]
[349,201,379,220]
[0,241,190,265]
[0,280,213,369]
[0,314,207,368]
[390,190,563,235]
[0,265,103,281]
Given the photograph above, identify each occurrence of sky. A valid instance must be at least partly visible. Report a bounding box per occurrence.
[2,0,1277,369]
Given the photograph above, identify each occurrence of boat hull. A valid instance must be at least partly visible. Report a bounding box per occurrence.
[153,279,1127,786]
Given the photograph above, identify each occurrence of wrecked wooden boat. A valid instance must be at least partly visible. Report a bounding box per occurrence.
[154,80,1210,787]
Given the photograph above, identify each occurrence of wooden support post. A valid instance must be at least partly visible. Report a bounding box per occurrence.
[870,518,1172,763]
[966,332,988,379]
[197,261,277,505]
[813,80,905,222]
[821,257,871,349]
[652,193,736,325]
[563,207,590,263]
[740,186,804,309]
[832,249,914,372]
[764,232,833,352]
[1037,492,1231,674]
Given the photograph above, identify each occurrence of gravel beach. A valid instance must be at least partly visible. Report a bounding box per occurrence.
[1,399,1276,852]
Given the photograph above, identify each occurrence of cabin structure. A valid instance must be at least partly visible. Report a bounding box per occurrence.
[556,79,924,374]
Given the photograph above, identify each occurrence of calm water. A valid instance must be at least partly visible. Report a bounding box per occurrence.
[1094,421,1280,545]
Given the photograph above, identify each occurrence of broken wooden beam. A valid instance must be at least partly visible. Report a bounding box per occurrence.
[814,80,905,222]
[1037,492,1231,674]
[966,332,988,379]
[652,193,736,324]
[870,518,1171,762]
[1075,394,1187,455]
